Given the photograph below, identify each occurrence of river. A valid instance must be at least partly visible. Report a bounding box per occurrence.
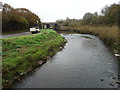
[14,33,119,88]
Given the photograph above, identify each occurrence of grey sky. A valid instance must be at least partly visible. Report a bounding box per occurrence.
[1,0,119,22]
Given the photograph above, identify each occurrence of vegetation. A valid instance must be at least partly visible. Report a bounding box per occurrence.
[1,2,120,88]
[56,3,120,54]
[2,3,41,33]
[2,29,66,88]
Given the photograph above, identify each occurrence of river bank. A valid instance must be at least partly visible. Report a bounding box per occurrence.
[2,29,66,88]
[58,26,120,59]
[14,33,119,88]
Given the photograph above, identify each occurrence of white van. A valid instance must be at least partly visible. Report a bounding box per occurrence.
[30,28,40,34]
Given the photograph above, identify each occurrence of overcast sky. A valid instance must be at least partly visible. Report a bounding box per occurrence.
[1,0,119,22]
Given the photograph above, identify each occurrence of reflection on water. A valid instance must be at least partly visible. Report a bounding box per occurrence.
[14,32,119,88]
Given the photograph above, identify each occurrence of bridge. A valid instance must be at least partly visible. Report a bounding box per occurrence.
[42,22,58,30]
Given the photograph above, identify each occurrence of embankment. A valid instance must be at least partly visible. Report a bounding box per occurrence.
[2,29,66,88]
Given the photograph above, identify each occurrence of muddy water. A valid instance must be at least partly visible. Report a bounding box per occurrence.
[14,33,119,88]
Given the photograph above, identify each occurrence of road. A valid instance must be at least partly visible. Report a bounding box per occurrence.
[1,32,32,38]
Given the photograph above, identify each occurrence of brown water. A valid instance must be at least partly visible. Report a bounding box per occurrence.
[14,33,119,88]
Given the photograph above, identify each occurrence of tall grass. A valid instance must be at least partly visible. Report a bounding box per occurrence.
[60,25,119,53]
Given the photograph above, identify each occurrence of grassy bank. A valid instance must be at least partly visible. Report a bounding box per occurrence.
[2,29,66,88]
[59,26,120,54]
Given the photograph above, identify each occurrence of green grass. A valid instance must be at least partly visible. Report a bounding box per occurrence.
[2,29,66,88]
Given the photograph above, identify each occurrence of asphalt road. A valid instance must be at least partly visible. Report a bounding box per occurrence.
[1,32,32,38]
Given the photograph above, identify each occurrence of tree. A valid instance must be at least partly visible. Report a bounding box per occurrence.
[15,8,41,28]
[2,3,13,13]
[101,4,120,26]
[82,13,95,25]
[2,3,41,32]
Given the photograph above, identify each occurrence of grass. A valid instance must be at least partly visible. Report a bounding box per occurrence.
[2,29,66,88]
[60,25,120,54]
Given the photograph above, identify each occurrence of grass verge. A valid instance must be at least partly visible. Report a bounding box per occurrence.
[2,29,66,88]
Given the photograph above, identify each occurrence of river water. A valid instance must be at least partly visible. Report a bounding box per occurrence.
[14,33,119,88]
